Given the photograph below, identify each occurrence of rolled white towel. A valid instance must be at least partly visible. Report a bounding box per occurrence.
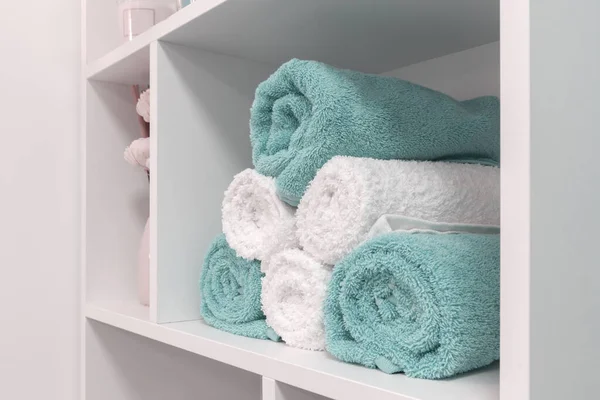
[124,137,150,170]
[222,169,298,261]
[297,156,500,265]
[261,249,331,350]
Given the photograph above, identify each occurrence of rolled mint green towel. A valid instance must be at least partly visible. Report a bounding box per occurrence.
[200,234,279,341]
[250,59,500,205]
[325,231,500,379]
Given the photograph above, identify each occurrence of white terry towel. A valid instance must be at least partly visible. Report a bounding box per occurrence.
[222,169,298,261]
[296,156,500,265]
[261,249,331,351]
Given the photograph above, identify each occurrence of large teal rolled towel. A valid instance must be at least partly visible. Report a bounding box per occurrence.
[324,231,500,379]
[250,59,500,205]
[200,234,276,340]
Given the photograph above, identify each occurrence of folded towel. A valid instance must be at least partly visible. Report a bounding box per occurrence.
[261,250,331,350]
[325,230,500,379]
[297,156,500,265]
[200,234,277,340]
[222,169,298,261]
[250,59,500,205]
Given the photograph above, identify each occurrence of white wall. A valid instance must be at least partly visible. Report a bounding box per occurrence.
[0,1,80,399]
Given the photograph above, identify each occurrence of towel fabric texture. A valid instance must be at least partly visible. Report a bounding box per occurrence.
[261,249,331,350]
[297,156,500,265]
[200,234,276,340]
[325,230,500,379]
[250,59,500,205]
[222,169,297,261]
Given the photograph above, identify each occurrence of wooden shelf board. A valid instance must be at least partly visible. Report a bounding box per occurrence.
[86,303,499,400]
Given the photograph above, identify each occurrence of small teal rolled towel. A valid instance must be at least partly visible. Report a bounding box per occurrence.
[250,59,500,205]
[324,231,500,379]
[200,234,276,340]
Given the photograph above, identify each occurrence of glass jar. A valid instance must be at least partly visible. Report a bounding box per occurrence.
[117,0,177,42]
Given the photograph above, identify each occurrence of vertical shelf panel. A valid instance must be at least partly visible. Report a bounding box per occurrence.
[499,1,530,399]
[529,0,600,399]
[153,42,275,323]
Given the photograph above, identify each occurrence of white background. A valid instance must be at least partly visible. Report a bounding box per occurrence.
[0,1,80,399]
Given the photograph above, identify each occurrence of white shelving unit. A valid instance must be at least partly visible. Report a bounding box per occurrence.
[83,1,518,400]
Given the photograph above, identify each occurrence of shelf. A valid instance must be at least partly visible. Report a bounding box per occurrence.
[87,0,499,84]
[86,303,499,400]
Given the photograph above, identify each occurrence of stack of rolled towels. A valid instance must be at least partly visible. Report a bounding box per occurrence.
[200,59,501,379]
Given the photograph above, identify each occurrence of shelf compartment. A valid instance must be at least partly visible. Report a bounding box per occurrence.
[84,40,501,398]
[86,303,499,400]
[85,80,150,309]
[87,0,499,84]
[87,45,151,86]
[86,315,261,400]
